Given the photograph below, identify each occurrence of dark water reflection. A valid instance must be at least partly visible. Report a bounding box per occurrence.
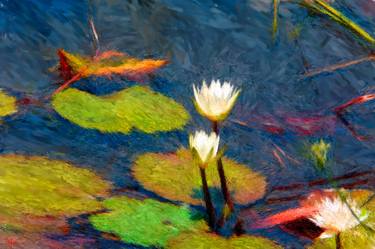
[1,0,375,248]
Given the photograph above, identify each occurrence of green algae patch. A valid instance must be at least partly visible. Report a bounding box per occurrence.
[133,148,267,205]
[52,86,189,134]
[0,90,17,117]
[89,197,208,247]
[307,189,375,249]
[166,232,283,249]
[0,154,111,218]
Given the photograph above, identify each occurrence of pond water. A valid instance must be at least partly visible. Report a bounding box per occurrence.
[0,0,375,248]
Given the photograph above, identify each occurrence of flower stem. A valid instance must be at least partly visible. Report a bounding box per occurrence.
[199,167,216,231]
[212,121,245,233]
[212,121,235,212]
[336,232,341,249]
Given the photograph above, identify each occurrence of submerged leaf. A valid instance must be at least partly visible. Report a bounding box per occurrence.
[0,155,111,220]
[52,86,190,134]
[133,148,267,205]
[166,232,283,249]
[310,139,331,170]
[89,197,207,247]
[0,90,17,117]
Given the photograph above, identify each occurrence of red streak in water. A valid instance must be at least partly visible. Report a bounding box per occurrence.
[253,206,317,229]
[334,94,375,113]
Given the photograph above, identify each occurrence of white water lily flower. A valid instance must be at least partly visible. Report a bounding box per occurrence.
[193,80,240,121]
[309,196,368,238]
[189,130,220,166]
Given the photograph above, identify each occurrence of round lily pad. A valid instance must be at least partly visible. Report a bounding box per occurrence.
[52,86,189,134]
[307,189,375,249]
[0,89,17,117]
[0,154,111,218]
[89,197,208,247]
[166,232,283,249]
[133,148,267,205]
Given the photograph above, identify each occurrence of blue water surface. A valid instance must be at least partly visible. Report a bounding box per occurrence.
[1,0,375,248]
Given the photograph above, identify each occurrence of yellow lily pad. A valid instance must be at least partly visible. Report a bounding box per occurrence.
[0,89,17,117]
[52,86,189,134]
[0,154,111,219]
[166,232,283,249]
[133,148,267,205]
[89,197,208,247]
[307,189,375,249]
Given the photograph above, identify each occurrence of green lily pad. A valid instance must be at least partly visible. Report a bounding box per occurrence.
[0,154,111,218]
[89,197,208,247]
[0,90,17,117]
[166,232,283,249]
[307,189,375,249]
[52,86,189,134]
[133,148,267,205]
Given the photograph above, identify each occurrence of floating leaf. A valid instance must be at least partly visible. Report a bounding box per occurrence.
[0,154,111,220]
[52,86,189,134]
[59,49,168,79]
[89,197,208,247]
[0,232,93,249]
[166,232,283,249]
[0,215,69,234]
[0,89,17,117]
[133,148,267,205]
[53,49,168,95]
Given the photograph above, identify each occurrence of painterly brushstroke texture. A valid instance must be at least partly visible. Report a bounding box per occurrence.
[52,86,189,134]
[0,155,111,227]
[133,148,267,205]
[166,232,283,249]
[0,90,17,117]
[89,197,208,247]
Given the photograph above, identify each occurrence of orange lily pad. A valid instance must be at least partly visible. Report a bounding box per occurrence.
[132,148,267,205]
[59,49,168,78]
[53,49,168,95]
